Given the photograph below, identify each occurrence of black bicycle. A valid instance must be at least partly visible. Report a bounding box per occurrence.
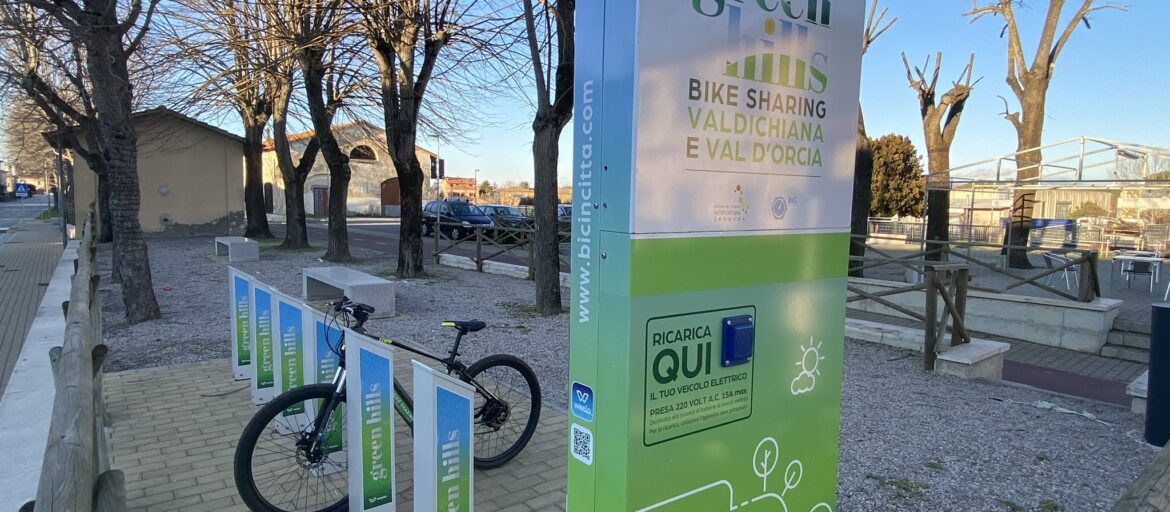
[233,297,542,512]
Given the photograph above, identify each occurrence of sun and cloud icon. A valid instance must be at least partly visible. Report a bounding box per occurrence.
[790,338,825,395]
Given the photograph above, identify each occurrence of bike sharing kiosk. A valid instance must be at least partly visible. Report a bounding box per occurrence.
[568,1,864,511]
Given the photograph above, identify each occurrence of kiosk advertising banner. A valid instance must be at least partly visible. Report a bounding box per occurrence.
[411,360,474,512]
[250,283,277,405]
[272,294,309,434]
[228,267,253,381]
[568,1,864,511]
[346,330,396,511]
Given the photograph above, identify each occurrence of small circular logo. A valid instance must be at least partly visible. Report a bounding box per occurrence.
[771,197,788,219]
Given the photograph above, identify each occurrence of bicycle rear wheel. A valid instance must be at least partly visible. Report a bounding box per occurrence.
[234,384,348,512]
[463,354,542,469]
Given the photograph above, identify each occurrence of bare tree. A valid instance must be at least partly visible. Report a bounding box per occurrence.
[903,52,978,260]
[270,68,324,249]
[519,0,572,315]
[163,0,277,239]
[264,0,367,261]
[848,0,896,277]
[966,0,1124,268]
[21,0,163,323]
[355,0,451,276]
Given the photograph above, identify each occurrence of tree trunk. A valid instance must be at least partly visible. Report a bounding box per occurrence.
[925,148,950,262]
[394,142,426,277]
[280,174,309,249]
[300,60,350,262]
[84,1,161,323]
[242,120,272,238]
[532,115,563,315]
[1004,87,1048,269]
[848,110,872,278]
[97,173,113,243]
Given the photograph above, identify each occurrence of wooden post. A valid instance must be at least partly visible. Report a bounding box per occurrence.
[475,228,483,272]
[433,221,441,264]
[923,267,939,371]
[49,346,63,384]
[34,214,98,512]
[1112,444,1170,512]
[950,268,969,347]
[527,230,536,280]
[93,470,126,512]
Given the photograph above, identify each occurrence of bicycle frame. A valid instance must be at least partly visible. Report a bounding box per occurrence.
[305,322,502,450]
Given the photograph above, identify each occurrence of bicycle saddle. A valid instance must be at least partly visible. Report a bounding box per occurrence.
[442,320,486,333]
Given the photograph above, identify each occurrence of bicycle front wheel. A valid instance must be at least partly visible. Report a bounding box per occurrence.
[234,384,349,512]
[463,354,542,469]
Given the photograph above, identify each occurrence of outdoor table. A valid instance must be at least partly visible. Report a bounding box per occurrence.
[1111,252,1164,290]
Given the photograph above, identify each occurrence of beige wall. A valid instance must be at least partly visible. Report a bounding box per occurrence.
[262,125,436,216]
[72,113,245,235]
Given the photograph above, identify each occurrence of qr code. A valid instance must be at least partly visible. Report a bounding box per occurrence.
[571,423,593,465]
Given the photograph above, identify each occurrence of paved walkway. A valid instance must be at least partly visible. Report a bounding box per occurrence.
[0,200,64,396]
[106,358,567,512]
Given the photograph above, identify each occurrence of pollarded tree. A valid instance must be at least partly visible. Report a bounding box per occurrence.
[966,0,1124,268]
[870,134,925,218]
[521,0,574,315]
[25,0,164,323]
[849,0,896,277]
[902,52,978,260]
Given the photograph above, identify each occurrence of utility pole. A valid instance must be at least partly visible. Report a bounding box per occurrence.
[474,168,480,203]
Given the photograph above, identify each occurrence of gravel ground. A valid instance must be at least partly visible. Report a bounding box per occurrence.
[97,237,1157,511]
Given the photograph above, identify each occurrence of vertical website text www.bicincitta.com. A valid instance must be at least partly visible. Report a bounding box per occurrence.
[576,79,595,324]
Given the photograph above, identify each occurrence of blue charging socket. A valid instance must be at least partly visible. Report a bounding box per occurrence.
[721,315,755,367]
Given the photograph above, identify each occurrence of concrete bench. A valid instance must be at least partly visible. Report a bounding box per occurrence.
[935,339,1011,380]
[1128,370,1149,414]
[303,266,395,318]
[214,236,259,262]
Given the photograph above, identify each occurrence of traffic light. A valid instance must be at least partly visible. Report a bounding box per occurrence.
[429,155,437,179]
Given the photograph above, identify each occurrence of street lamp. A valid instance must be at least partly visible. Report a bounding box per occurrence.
[474,168,480,202]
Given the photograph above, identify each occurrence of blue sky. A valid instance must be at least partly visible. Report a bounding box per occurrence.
[442,0,1170,186]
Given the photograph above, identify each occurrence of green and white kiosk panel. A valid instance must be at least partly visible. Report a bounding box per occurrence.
[568,1,864,510]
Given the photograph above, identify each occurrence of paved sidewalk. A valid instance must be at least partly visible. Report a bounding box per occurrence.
[106,358,567,511]
[0,210,65,396]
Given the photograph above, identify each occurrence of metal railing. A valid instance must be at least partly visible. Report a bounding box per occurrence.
[24,211,124,512]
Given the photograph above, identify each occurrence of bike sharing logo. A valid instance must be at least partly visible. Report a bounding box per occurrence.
[571,382,594,422]
[635,435,833,512]
[713,184,751,223]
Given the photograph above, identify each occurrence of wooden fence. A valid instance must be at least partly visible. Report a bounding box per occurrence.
[846,261,972,370]
[22,213,123,512]
[432,220,569,276]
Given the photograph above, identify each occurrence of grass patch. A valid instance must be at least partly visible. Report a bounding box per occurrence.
[36,206,59,220]
[257,238,319,253]
[924,460,944,472]
[1039,500,1062,512]
[996,499,1026,512]
[867,474,927,500]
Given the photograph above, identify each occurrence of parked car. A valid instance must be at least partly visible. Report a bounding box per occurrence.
[557,204,572,222]
[422,200,494,240]
[480,205,533,229]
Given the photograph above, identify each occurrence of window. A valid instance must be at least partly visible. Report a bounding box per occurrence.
[349,145,377,161]
[1055,201,1072,219]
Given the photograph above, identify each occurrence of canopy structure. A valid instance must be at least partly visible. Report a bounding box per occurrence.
[912,137,1170,250]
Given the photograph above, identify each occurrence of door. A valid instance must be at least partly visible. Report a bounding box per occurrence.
[312,187,329,217]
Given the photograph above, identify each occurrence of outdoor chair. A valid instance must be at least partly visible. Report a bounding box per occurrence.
[1123,259,1157,293]
[1041,252,1079,290]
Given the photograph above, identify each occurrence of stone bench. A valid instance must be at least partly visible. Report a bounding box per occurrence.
[214,236,259,262]
[934,339,1011,380]
[303,266,395,318]
[1128,370,1149,414]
